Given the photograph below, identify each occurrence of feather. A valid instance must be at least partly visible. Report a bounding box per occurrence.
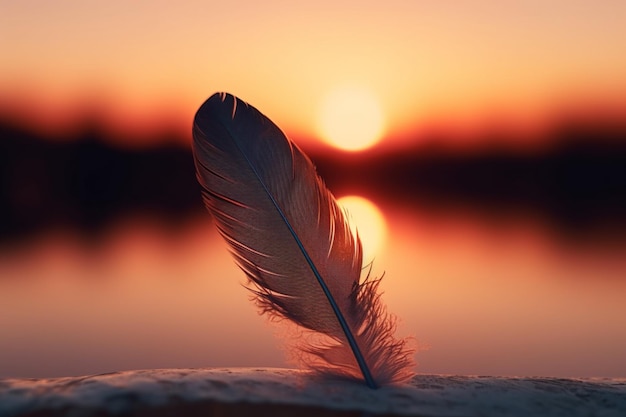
[192,92,414,387]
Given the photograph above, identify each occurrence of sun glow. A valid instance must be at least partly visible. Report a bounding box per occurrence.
[337,196,387,262]
[317,86,385,151]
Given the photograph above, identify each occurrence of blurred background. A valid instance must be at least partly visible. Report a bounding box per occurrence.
[1,1,625,379]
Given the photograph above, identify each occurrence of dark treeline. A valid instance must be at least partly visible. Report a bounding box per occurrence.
[313,123,626,243]
[1,118,625,243]
[0,122,200,241]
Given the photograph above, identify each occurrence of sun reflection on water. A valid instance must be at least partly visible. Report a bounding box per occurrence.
[337,195,387,263]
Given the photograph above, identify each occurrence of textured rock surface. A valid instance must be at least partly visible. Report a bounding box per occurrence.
[1,368,625,416]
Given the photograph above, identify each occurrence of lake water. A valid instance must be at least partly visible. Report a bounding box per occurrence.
[1,195,624,378]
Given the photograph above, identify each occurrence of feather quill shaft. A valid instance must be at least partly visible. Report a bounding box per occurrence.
[192,92,414,387]
[258,180,377,388]
[223,122,376,388]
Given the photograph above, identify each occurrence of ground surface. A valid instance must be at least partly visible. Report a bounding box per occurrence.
[1,368,625,416]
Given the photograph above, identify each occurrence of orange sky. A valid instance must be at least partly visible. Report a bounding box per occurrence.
[1,1,625,149]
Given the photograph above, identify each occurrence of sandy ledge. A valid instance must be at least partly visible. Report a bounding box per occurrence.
[1,368,625,417]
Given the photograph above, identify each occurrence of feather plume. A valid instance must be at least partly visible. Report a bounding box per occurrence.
[192,92,414,387]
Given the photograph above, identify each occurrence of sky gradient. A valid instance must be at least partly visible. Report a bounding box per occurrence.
[2,1,625,149]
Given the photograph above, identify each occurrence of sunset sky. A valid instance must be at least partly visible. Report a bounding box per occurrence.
[2,1,625,150]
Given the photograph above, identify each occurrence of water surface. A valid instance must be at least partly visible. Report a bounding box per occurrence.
[1,197,624,378]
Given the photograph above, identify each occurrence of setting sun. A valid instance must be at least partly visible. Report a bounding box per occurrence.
[317,86,385,151]
[337,196,387,262]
